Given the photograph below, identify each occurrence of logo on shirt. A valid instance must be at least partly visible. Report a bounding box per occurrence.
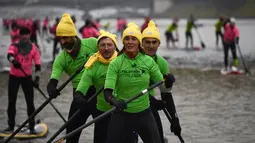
[121,67,147,77]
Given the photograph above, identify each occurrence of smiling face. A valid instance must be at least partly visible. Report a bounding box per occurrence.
[123,36,139,55]
[97,37,116,59]
[142,38,160,56]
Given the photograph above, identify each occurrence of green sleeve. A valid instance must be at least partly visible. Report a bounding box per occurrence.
[50,52,65,80]
[157,55,169,75]
[92,38,98,53]
[215,21,219,27]
[150,60,163,83]
[161,61,169,74]
[76,68,93,96]
[104,60,118,91]
[166,24,172,32]
[82,37,98,53]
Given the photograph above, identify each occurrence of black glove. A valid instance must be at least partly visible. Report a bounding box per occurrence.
[12,60,21,68]
[149,95,166,110]
[163,74,175,88]
[33,76,40,88]
[235,37,239,44]
[104,88,127,110]
[171,117,182,136]
[73,91,87,110]
[109,97,127,111]
[47,79,60,98]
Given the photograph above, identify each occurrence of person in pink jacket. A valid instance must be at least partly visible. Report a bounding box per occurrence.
[79,19,99,38]
[116,17,127,37]
[4,26,41,134]
[42,16,49,37]
[17,18,26,27]
[10,22,19,43]
[223,17,239,72]
[3,18,11,32]
[26,18,33,31]
[50,17,60,62]
[141,16,150,32]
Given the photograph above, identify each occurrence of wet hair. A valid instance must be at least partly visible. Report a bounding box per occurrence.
[19,26,30,35]
[11,22,18,29]
[85,19,92,26]
[71,15,76,23]
[55,17,60,23]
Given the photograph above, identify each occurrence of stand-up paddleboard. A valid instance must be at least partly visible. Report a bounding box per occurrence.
[0,120,48,139]
[221,68,244,75]
[167,46,202,51]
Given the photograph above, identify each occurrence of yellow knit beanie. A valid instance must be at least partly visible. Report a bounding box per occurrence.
[56,13,77,36]
[122,22,142,45]
[142,20,160,42]
[97,30,118,47]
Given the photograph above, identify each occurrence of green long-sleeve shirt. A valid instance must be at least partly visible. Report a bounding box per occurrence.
[166,23,178,33]
[50,38,97,88]
[104,52,163,113]
[149,55,169,96]
[215,20,224,32]
[76,60,112,112]
[186,21,195,33]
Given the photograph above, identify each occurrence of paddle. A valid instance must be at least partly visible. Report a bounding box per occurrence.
[4,63,85,143]
[18,67,67,123]
[236,44,251,75]
[194,28,206,49]
[53,80,165,143]
[163,108,185,143]
[46,87,104,143]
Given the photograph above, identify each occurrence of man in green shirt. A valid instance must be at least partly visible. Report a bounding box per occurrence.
[142,20,181,143]
[74,30,118,143]
[46,13,98,143]
[215,16,224,47]
[103,22,175,143]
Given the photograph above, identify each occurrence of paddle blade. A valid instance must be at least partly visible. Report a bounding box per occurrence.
[201,42,206,49]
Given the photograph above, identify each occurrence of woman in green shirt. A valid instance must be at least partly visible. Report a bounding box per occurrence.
[103,22,175,143]
[74,30,118,143]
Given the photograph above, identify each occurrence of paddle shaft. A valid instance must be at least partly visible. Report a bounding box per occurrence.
[19,67,67,123]
[53,80,164,143]
[46,87,104,143]
[194,28,206,48]
[36,87,67,122]
[163,108,185,143]
[21,68,67,122]
[4,64,84,143]
[236,44,250,75]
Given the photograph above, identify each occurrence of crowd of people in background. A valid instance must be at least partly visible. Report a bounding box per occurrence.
[2,14,240,72]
